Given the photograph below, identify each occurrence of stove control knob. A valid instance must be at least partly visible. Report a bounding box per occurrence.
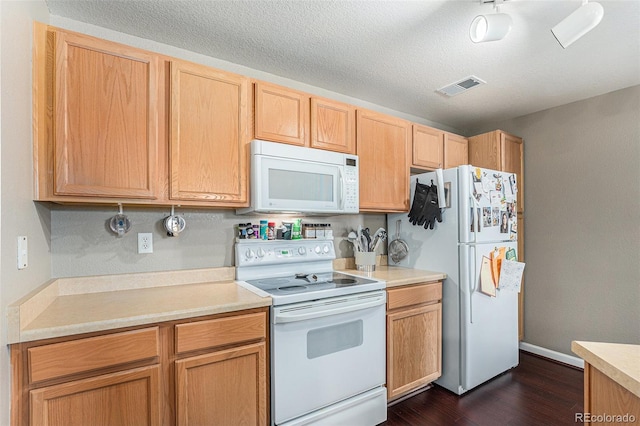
[322,244,330,254]
[256,248,266,258]
[245,249,255,260]
[314,246,321,254]
[298,247,306,255]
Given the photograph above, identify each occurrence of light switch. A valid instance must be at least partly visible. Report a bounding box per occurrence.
[17,236,28,269]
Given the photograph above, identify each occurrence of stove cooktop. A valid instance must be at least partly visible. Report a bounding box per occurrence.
[239,271,385,305]
[235,239,385,305]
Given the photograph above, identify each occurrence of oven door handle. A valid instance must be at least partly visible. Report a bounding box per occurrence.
[273,294,385,324]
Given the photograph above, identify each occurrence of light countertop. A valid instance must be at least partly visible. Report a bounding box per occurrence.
[8,267,271,344]
[338,264,446,288]
[572,340,640,398]
[9,263,446,344]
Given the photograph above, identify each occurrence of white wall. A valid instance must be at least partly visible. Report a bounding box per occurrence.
[472,86,640,355]
[1,2,51,424]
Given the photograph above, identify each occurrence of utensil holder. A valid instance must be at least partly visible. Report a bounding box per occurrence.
[355,251,377,272]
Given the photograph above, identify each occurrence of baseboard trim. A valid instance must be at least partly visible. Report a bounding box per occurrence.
[519,342,584,369]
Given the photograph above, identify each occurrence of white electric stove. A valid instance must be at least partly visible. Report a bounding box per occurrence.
[235,239,388,426]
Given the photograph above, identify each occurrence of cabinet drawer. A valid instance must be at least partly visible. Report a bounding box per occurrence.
[387,282,442,311]
[175,312,266,354]
[28,327,159,383]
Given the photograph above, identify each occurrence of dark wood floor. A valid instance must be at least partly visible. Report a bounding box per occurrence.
[384,351,584,426]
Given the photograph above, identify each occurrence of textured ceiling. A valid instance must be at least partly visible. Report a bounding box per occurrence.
[45,0,640,133]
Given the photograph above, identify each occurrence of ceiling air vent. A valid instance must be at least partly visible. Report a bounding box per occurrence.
[436,76,486,97]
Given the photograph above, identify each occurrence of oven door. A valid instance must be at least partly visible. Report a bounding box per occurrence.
[271,291,386,425]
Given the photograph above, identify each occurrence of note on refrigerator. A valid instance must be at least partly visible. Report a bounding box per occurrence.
[479,256,496,297]
[497,260,525,293]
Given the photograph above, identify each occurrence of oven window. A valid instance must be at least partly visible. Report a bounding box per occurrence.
[307,320,363,359]
[269,169,334,202]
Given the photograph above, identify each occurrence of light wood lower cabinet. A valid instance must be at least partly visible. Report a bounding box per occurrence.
[386,282,442,401]
[30,365,161,426]
[583,362,640,421]
[11,308,268,426]
[176,342,266,426]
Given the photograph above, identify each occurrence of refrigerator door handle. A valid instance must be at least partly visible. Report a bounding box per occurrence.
[469,244,476,324]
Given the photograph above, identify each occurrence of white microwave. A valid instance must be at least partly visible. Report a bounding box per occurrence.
[237,140,359,215]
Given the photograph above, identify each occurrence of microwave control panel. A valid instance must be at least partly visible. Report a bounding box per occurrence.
[343,157,359,213]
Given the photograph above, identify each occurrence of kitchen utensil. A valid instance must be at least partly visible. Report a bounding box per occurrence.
[363,228,371,251]
[109,205,131,237]
[347,231,361,252]
[109,214,131,237]
[371,230,387,253]
[388,220,409,263]
[164,206,186,237]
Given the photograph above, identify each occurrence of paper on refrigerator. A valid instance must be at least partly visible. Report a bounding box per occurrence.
[497,260,525,293]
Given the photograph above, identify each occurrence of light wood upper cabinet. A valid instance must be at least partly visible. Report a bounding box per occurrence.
[169,60,249,205]
[310,97,356,154]
[411,125,468,171]
[444,133,469,169]
[412,125,444,170]
[254,81,309,146]
[468,130,524,212]
[35,25,160,200]
[357,109,411,212]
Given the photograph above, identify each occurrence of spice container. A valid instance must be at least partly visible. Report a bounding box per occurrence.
[260,220,268,240]
[316,224,325,239]
[303,223,316,239]
[325,223,333,239]
[292,219,302,240]
[237,223,249,239]
[268,222,276,240]
[252,224,259,239]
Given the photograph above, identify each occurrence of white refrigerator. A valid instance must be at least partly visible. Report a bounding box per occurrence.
[387,165,520,395]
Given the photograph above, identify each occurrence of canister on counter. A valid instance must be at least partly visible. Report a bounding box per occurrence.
[252,224,259,239]
[303,223,316,239]
[325,223,333,239]
[267,222,276,240]
[282,222,293,240]
[260,220,268,240]
[292,219,302,240]
[316,224,325,239]
[237,223,249,239]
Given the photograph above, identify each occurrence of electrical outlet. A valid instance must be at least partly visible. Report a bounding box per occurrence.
[138,233,153,254]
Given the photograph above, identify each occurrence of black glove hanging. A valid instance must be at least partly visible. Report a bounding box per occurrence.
[421,184,443,230]
[408,180,431,225]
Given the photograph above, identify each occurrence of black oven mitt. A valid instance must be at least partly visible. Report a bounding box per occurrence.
[421,185,442,230]
[408,181,431,225]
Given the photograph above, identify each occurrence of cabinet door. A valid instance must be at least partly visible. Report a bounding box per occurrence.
[254,81,309,146]
[501,132,524,212]
[30,365,161,426]
[175,342,267,426]
[444,133,469,169]
[357,110,410,212]
[468,131,501,170]
[170,60,249,204]
[387,303,442,401]
[412,125,443,170]
[53,31,159,199]
[310,97,356,154]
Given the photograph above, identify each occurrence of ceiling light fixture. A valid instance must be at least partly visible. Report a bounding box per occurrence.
[551,0,604,48]
[469,0,512,43]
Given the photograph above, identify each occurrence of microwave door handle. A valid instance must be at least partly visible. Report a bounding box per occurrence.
[338,167,345,210]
